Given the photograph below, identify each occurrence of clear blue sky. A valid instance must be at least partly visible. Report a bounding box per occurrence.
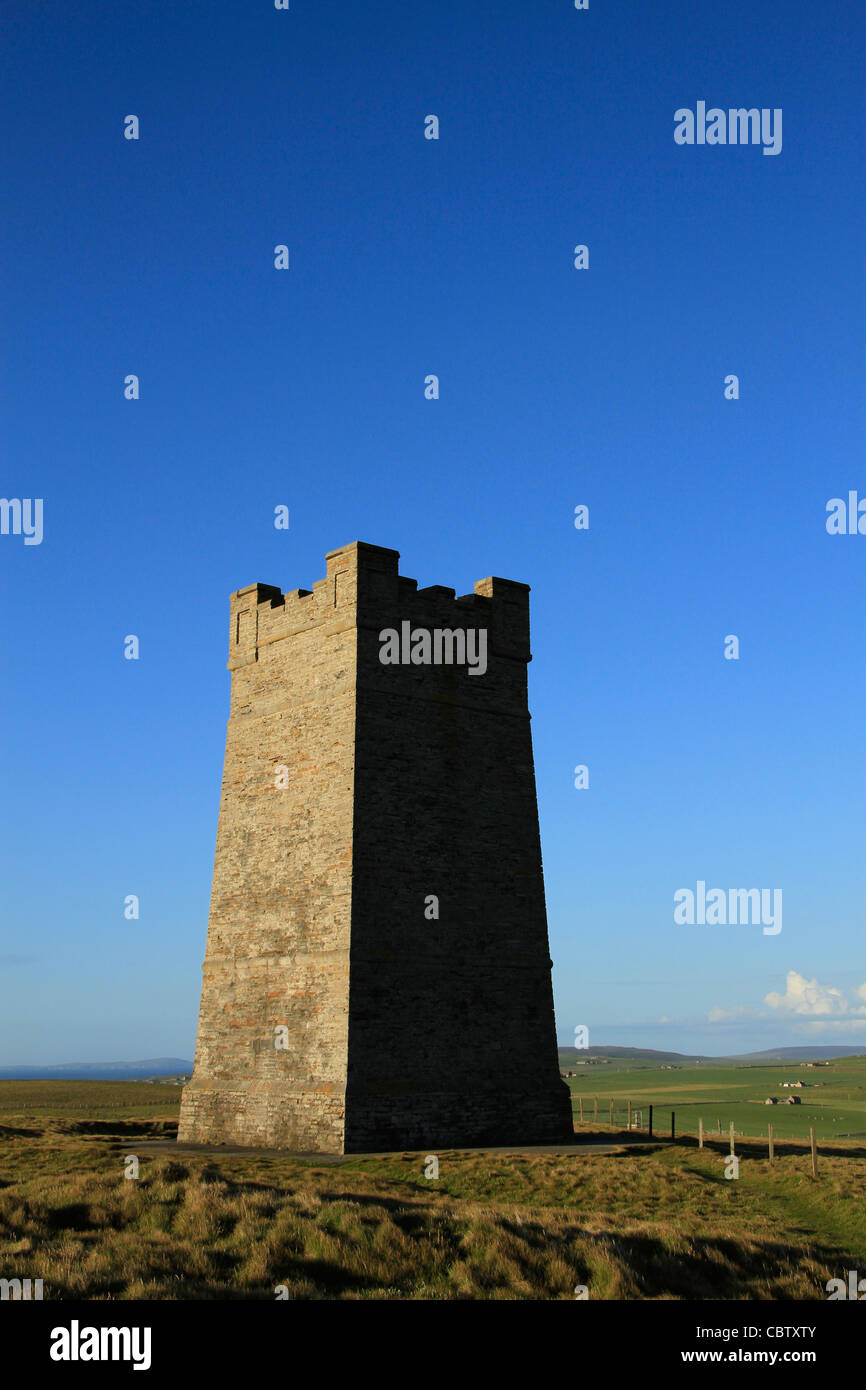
[1,0,864,1063]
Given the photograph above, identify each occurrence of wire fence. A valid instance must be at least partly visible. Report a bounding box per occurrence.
[570,1095,844,1155]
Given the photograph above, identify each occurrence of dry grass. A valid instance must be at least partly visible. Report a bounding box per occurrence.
[2,1097,866,1299]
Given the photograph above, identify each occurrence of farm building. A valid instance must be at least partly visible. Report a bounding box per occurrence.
[783,1095,802,1105]
[764,1097,777,1105]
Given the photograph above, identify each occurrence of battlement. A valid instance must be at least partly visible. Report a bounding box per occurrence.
[228,542,531,671]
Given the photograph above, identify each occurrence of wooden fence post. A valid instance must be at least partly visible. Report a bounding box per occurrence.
[810,1128,818,1179]
[593,1096,598,1122]
[609,1099,614,1126]
[648,1105,653,1139]
[768,1124,774,1163]
[579,1096,584,1123]
[698,1118,704,1149]
[627,1100,632,1130]
[729,1121,735,1156]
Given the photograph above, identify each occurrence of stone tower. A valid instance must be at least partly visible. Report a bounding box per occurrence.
[178,542,572,1152]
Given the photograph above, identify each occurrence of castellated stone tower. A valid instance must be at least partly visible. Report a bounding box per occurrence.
[178,542,572,1153]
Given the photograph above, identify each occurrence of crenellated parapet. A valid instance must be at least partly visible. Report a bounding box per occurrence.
[227,541,532,671]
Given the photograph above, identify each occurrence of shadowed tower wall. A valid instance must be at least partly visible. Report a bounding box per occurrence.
[179,542,572,1152]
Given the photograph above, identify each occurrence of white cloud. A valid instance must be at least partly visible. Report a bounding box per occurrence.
[857,983,866,1006]
[707,1006,745,1023]
[800,1018,866,1034]
[764,971,849,1017]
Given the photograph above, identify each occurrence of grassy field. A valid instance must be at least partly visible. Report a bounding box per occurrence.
[0,1080,183,1121]
[2,1077,866,1299]
[562,1054,866,1141]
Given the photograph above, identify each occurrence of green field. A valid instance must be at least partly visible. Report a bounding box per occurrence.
[561,1055,866,1142]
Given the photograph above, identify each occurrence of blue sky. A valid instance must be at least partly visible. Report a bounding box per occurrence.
[1,0,864,1063]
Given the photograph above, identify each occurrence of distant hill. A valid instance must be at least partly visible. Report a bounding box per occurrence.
[557,1044,866,1065]
[558,1046,711,1064]
[733,1046,866,1061]
[0,1058,193,1080]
